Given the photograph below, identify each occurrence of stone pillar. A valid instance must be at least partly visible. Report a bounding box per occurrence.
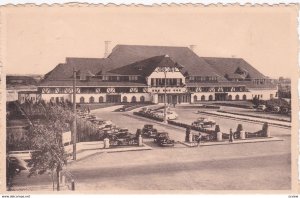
[104,138,110,149]
[266,130,271,138]
[152,94,158,104]
[217,132,222,141]
[138,135,143,146]
[240,130,246,140]
[189,133,193,143]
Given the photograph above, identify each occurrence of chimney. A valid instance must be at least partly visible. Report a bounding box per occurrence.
[104,41,111,58]
[189,45,196,52]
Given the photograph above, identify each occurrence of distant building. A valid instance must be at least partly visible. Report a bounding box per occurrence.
[277,77,291,98]
[20,44,278,104]
[6,75,38,102]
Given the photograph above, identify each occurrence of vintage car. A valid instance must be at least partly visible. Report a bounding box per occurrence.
[191,117,216,128]
[153,132,175,147]
[97,120,115,129]
[153,110,178,120]
[142,124,158,138]
[106,131,138,146]
[257,105,267,111]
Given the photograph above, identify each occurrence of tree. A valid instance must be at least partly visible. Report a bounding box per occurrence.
[26,104,74,191]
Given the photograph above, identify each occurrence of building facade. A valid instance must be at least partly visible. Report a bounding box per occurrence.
[19,45,278,104]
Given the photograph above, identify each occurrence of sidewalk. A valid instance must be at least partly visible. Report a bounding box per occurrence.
[199,111,291,128]
[69,141,152,163]
[180,136,283,147]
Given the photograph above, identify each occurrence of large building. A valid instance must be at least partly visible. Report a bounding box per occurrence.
[7,75,39,102]
[20,44,278,104]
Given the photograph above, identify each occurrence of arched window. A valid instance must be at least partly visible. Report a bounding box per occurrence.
[243,94,247,100]
[140,96,145,102]
[235,95,240,101]
[193,95,197,102]
[99,96,104,103]
[89,96,94,103]
[80,97,85,103]
[131,96,136,103]
[228,95,232,101]
[201,95,205,101]
[209,95,213,101]
[122,96,128,103]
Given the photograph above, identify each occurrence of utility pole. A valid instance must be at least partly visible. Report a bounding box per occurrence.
[163,68,167,123]
[72,68,77,160]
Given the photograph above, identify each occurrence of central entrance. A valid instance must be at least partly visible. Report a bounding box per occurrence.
[107,95,121,103]
[215,93,228,101]
[158,94,191,104]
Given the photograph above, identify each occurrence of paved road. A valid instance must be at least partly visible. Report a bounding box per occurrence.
[68,145,290,190]
[64,107,290,191]
[10,106,291,191]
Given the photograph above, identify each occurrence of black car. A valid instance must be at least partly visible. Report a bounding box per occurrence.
[142,124,158,138]
[106,131,138,146]
[154,132,175,147]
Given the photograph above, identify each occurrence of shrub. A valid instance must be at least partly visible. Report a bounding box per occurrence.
[236,124,243,132]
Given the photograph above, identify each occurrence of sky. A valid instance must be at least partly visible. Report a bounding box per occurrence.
[2,5,298,78]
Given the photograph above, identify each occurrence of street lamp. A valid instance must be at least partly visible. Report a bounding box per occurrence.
[72,68,77,160]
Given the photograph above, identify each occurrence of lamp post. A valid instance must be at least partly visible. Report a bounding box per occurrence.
[72,68,77,160]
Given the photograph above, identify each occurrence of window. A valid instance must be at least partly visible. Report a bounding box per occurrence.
[131,96,136,102]
[228,95,232,101]
[140,96,145,102]
[122,96,128,103]
[243,95,247,100]
[99,96,104,103]
[89,96,94,103]
[80,97,85,103]
[129,76,138,81]
[201,95,205,101]
[209,95,213,101]
[193,95,197,102]
[235,95,240,100]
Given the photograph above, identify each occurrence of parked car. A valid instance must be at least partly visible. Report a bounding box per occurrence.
[192,117,216,128]
[257,105,267,111]
[142,124,158,138]
[106,132,138,146]
[153,110,178,120]
[154,132,175,147]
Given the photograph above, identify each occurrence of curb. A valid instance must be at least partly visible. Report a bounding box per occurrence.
[217,110,291,123]
[178,137,283,147]
[199,111,291,128]
[68,144,152,164]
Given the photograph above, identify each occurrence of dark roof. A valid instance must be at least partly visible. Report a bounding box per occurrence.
[108,45,221,77]
[226,73,246,79]
[41,45,270,85]
[203,57,266,79]
[43,58,111,81]
[39,79,147,87]
[6,75,37,86]
[108,55,183,76]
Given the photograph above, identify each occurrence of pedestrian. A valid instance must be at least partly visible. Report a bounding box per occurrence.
[197,133,202,147]
[229,128,234,143]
